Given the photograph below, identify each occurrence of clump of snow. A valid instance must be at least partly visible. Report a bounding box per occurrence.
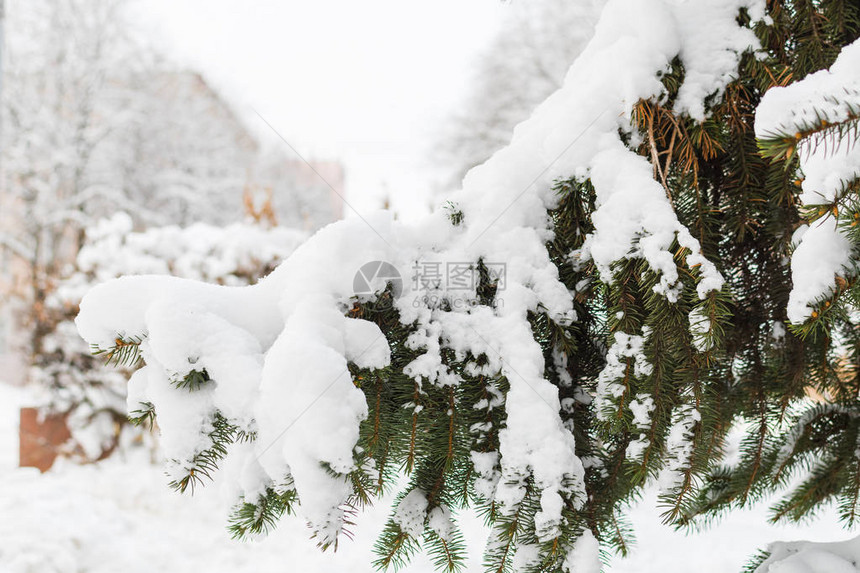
[629,394,655,430]
[563,529,603,573]
[626,436,651,460]
[595,333,652,420]
[428,504,454,541]
[394,488,429,538]
[470,451,501,499]
[535,488,566,541]
[688,306,714,352]
[256,296,385,543]
[771,321,787,342]
[756,537,860,573]
[584,139,726,302]
[670,0,764,121]
[658,404,701,491]
[786,218,854,323]
[512,543,541,571]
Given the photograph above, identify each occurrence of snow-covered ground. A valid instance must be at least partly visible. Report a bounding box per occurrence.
[0,380,853,573]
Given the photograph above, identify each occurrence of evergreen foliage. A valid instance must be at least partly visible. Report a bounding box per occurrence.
[92,335,145,368]
[167,409,253,494]
[228,482,298,540]
[90,2,860,572]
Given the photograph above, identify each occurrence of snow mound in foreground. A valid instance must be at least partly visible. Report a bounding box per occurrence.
[758,537,860,573]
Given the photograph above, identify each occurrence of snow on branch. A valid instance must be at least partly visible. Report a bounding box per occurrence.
[76,0,766,569]
[756,38,860,325]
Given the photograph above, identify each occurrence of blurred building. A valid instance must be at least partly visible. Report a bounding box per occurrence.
[0,69,345,385]
[251,155,345,230]
[102,69,346,230]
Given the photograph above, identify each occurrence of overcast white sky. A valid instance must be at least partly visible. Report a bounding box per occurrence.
[132,0,509,221]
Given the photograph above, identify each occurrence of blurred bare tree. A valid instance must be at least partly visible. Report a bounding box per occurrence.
[0,0,139,366]
[433,0,606,190]
[0,0,272,375]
